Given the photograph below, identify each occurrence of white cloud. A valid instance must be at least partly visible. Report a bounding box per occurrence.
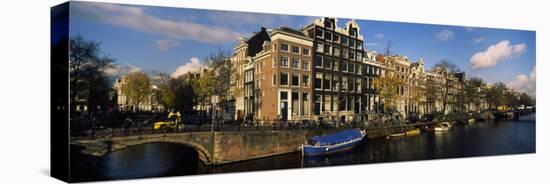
[473,37,485,44]
[507,65,536,97]
[374,33,385,39]
[530,65,536,80]
[172,57,204,78]
[365,42,379,46]
[469,40,526,69]
[72,2,243,44]
[507,74,529,90]
[436,30,454,41]
[104,63,142,76]
[464,27,476,32]
[156,39,181,51]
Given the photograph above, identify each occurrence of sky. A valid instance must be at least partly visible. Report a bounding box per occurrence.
[67,1,536,97]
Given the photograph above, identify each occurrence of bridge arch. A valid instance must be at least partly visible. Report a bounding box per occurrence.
[73,133,214,165]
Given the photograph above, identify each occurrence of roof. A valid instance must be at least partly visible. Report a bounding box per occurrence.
[310,129,363,146]
[276,26,307,37]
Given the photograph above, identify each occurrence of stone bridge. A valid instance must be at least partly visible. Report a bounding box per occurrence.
[71,130,319,165]
[71,125,431,165]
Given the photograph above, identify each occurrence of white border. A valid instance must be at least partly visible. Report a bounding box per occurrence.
[0,0,547,184]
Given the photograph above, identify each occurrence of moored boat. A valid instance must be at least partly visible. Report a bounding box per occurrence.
[405,128,421,136]
[387,132,406,138]
[302,129,366,156]
[434,122,451,132]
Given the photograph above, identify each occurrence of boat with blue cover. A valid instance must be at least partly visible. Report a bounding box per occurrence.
[301,129,366,156]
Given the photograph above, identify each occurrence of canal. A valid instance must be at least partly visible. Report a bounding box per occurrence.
[70,113,535,182]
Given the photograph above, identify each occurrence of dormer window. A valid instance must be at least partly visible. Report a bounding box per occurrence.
[281,43,289,51]
[350,28,357,37]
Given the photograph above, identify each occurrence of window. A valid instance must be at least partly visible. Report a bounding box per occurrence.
[334,34,340,43]
[316,42,323,53]
[291,58,299,69]
[343,48,349,59]
[323,95,331,112]
[339,96,346,111]
[292,46,300,54]
[334,46,340,57]
[281,43,289,51]
[315,55,323,68]
[349,63,355,74]
[280,72,288,85]
[350,29,357,37]
[334,60,339,71]
[350,39,356,48]
[357,52,362,61]
[292,74,299,86]
[357,41,363,49]
[272,57,277,67]
[332,77,339,91]
[314,94,321,115]
[316,28,324,38]
[302,48,310,56]
[325,31,332,41]
[356,78,361,92]
[350,51,356,60]
[280,56,288,67]
[348,96,354,111]
[315,73,322,90]
[324,44,332,54]
[341,37,348,45]
[349,77,355,92]
[292,92,299,116]
[324,58,332,69]
[272,74,277,86]
[302,60,310,70]
[301,93,309,115]
[342,76,348,91]
[342,61,348,72]
[302,75,310,87]
[323,74,331,90]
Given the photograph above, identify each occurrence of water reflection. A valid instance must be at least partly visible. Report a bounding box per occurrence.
[71,115,535,182]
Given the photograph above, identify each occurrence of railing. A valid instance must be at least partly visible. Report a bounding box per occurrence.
[70,117,371,140]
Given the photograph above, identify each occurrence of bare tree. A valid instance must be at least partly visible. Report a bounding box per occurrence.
[433,59,461,114]
[69,35,115,112]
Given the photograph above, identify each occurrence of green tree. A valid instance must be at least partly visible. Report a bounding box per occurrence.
[123,71,151,111]
[153,72,197,111]
[373,74,406,112]
[485,82,507,110]
[193,69,216,112]
[465,77,484,112]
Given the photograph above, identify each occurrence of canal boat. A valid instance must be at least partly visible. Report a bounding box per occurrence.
[302,129,366,156]
[387,132,406,138]
[405,128,421,136]
[434,122,451,132]
[467,118,476,124]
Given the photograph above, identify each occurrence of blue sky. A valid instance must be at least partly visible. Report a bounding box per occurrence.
[68,1,536,96]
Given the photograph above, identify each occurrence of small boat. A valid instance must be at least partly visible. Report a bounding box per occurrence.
[467,118,476,123]
[387,132,406,138]
[434,122,451,132]
[302,129,366,156]
[405,128,421,136]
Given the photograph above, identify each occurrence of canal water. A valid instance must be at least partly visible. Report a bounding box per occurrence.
[70,113,535,182]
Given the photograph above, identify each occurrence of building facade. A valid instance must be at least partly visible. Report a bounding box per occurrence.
[303,18,368,123]
[114,76,164,112]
